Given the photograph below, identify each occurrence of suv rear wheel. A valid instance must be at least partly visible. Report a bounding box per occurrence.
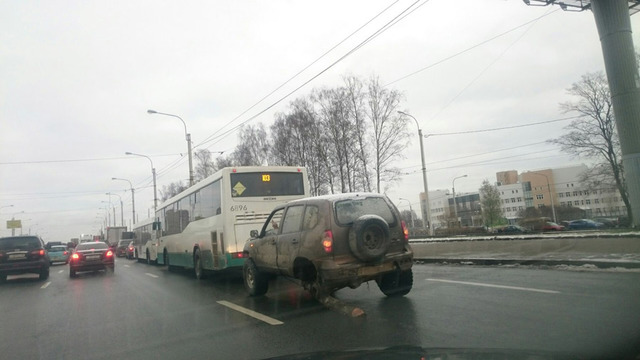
[349,215,391,262]
[244,259,268,296]
[377,268,413,297]
[39,269,49,281]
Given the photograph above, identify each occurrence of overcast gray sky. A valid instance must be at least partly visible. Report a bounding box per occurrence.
[1,0,639,241]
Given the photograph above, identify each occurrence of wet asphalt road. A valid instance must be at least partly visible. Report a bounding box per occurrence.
[1,259,639,359]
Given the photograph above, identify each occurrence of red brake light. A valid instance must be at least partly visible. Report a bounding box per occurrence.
[31,249,45,256]
[64,251,68,255]
[106,250,113,257]
[401,221,409,242]
[72,253,79,260]
[322,230,333,254]
[231,252,244,259]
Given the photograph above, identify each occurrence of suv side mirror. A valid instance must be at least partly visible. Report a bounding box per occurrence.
[250,230,259,238]
[153,221,161,230]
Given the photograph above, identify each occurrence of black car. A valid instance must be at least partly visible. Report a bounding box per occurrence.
[0,235,50,282]
[69,242,115,277]
[115,239,133,257]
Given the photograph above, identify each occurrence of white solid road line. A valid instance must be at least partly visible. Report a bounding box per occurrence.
[145,273,159,278]
[41,282,51,289]
[426,278,560,294]
[58,270,64,274]
[217,300,284,326]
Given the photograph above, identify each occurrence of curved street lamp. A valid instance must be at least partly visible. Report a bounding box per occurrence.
[106,192,124,227]
[398,198,415,228]
[112,177,136,225]
[397,111,432,235]
[126,152,158,211]
[147,109,194,187]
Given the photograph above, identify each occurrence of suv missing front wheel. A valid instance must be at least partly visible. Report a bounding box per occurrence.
[243,193,413,298]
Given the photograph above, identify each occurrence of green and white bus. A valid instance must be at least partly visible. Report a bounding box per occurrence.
[138,166,309,278]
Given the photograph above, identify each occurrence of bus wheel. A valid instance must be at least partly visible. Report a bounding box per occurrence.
[166,250,176,272]
[194,249,206,280]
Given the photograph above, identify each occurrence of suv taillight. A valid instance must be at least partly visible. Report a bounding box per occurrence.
[401,221,409,243]
[106,250,113,257]
[322,230,333,254]
[30,249,45,257]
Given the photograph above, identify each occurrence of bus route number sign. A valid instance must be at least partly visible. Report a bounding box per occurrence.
[262,174,271,182]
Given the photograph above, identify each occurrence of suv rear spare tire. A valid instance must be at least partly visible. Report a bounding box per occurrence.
[348,215,391,262]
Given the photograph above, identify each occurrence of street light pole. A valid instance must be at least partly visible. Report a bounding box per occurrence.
[452,174,468,227]
[147,110,194,187]
[107,192,124,227]
[398,198,415,228]
[398,111,432,236]
[126,152,158,212]
[529,172,557,224]
[112,177,135,225]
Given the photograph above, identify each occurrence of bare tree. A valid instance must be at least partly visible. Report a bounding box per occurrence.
[479,179,503,227]
[159,181,187,202]
[233,123,270,166]
[549,72,631,222]
[314,87,357,193]
[365,76,408,193]
[270,97,329,195]
[344,75,372,192]
[194,149,216,182]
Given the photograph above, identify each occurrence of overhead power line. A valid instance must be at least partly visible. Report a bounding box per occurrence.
[385,8,561,87]
[425,116,579,137]
[0,153,180,166]
[196,0,428,150]
[195,0,403,149]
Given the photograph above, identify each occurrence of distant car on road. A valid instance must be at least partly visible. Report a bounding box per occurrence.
[48,245,70,264]
[542,222,565,231]
[69,242,114,277]
[0,235,50,282]
[566,219,605,230]
[593,217,618,228]
[115,239,133,257]
[126,242,135,259]
[496,225,529,234]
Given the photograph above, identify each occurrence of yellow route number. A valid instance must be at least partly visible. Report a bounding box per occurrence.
[262,174,271,182]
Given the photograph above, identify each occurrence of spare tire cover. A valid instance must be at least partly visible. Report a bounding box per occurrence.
[348,215,391,262]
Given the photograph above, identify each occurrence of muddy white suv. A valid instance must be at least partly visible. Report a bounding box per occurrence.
[242,193,413,298]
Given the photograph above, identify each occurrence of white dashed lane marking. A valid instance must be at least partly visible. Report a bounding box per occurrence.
[426,278,560,294]
[145,273,159,278]
[217,300,284,325]
[41,282,51,289]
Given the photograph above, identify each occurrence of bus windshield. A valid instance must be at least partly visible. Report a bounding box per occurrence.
[230,172,305,198]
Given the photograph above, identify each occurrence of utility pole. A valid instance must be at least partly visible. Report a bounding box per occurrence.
[524,0,640,227]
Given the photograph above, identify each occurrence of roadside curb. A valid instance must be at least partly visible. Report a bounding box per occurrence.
[414,257,640,269]
[408,232,640,243]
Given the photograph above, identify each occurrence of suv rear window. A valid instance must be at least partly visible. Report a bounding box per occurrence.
[0,236,41,250]
[76,242,108,250]
[50,246,67,252]
[335,197,396,226]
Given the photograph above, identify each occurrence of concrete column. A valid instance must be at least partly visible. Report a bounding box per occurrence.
[591,0,640,227]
